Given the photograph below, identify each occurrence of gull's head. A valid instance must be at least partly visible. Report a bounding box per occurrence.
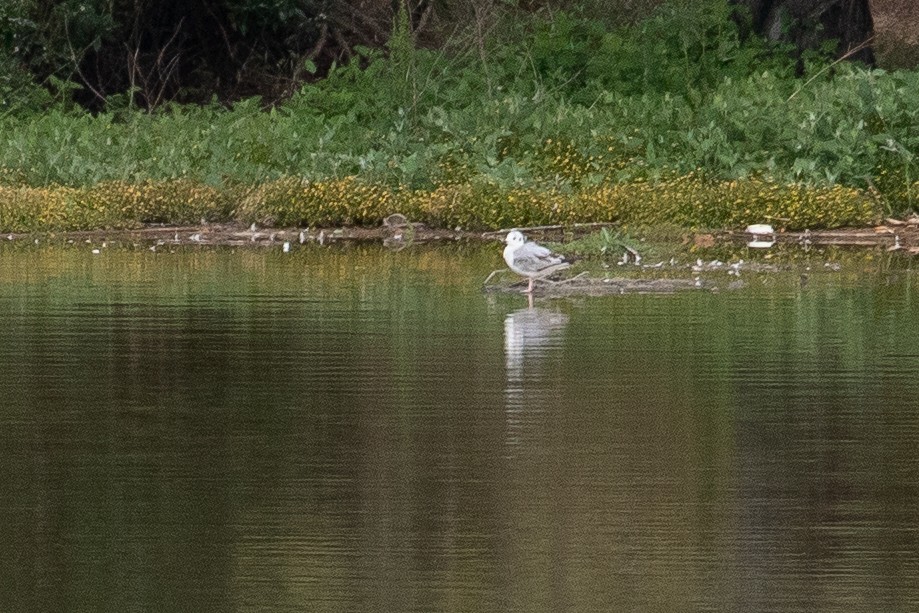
[505,230,526,247]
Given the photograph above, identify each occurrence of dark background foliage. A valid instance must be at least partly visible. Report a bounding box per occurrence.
[0,0,889,111]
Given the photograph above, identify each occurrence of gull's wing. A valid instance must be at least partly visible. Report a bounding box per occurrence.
[513,241,568,274]
[522,240,552,258]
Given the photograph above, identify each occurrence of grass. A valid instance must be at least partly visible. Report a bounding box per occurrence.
[0,173,879,233]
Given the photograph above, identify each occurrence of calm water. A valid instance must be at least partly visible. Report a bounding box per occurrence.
[1,241,919,612]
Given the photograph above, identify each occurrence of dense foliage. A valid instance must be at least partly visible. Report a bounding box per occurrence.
[1,0,389,109]
[1,1,917,231]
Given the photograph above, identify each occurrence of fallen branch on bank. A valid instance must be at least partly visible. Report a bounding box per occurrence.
[480,222,620,238]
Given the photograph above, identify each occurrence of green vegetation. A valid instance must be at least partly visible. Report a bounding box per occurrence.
[1,1,917,232]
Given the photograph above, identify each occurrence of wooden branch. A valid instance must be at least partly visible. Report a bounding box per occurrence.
[480,222,619,238]
[412,4,434,43]
[332,27,353,61]
[307,23,329,61]
[280,24,330,96]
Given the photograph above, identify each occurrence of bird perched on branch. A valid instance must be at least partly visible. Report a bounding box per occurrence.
[503,230,571,294]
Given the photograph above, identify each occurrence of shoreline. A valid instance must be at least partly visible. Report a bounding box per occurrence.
[3,220,917,251]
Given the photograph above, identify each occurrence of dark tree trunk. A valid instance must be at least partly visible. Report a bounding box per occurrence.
[869,0,919,67]
[732,0,874,65]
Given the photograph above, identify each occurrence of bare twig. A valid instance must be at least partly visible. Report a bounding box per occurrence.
[482,269,506,285]
[787,35,875,103]
[63,17,108,104]
[126,44,140,108]
[202,0,236,61]
[125,18,184,108]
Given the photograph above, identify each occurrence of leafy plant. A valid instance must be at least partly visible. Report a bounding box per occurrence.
[1,0,916,229]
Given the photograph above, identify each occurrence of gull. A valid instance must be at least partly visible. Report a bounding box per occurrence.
[503,230,571,294]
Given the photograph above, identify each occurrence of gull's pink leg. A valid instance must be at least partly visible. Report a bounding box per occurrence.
[527,278,534,293]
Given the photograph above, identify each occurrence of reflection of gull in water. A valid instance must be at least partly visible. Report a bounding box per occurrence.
[504,307,569,451]
[504,231,571,294]
[746,223,776,249]
[505,308,570,374]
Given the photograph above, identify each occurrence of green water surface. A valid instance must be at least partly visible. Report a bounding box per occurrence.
[1,241,918,612]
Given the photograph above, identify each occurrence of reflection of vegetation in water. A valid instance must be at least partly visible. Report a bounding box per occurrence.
[4,242,919,609]
[560,257,919,459]
[0,242,502,304]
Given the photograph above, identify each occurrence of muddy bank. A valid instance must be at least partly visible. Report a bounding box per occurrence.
[2,221,468,248]
[5,218,919,251]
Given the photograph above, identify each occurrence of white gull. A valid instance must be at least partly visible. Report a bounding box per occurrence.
[503,230,571,294]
